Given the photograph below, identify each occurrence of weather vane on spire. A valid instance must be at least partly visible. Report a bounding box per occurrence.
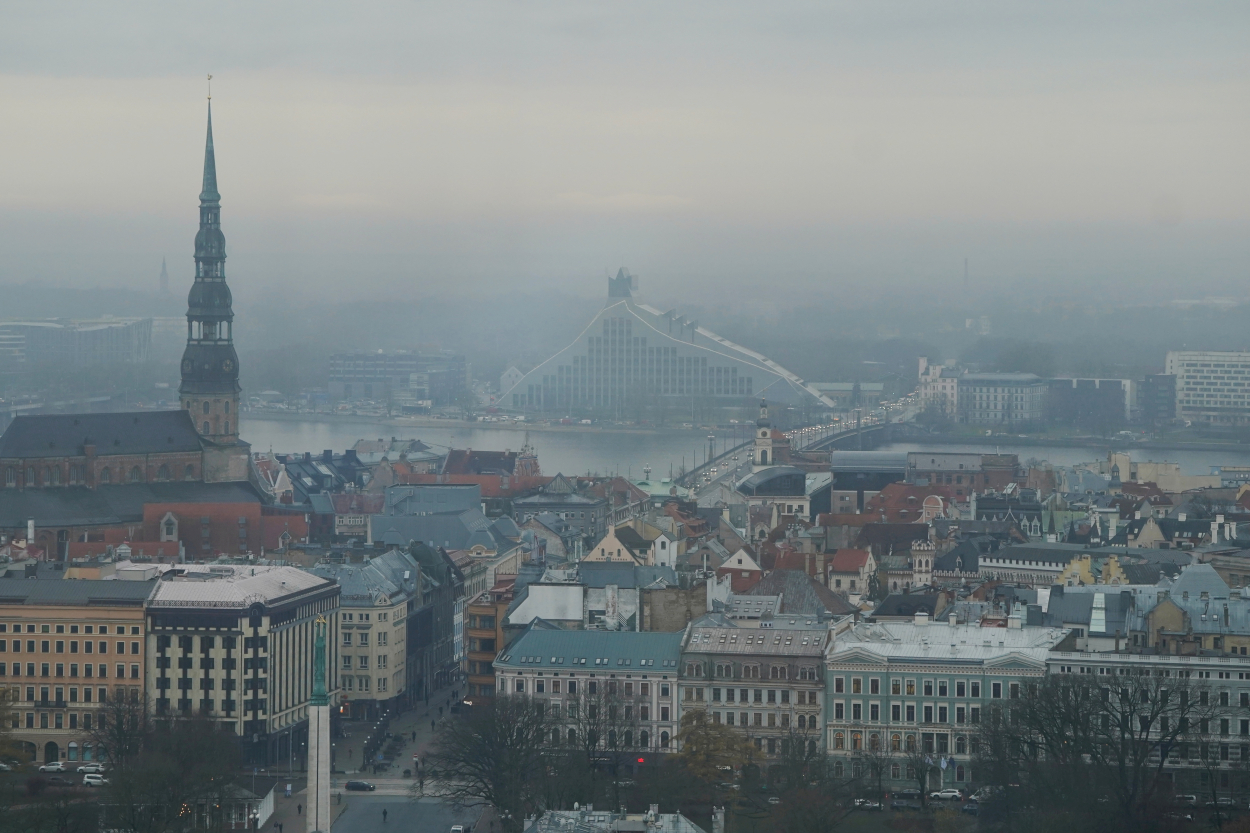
[207,73,212,100]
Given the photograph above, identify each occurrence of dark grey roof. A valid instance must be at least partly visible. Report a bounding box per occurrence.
[0,410,203,459]
[736,466,807,497]
[830,451,908,473]
[0,481,266,527]
[743,569,857,617]
[0,579,156,606]
[873,593,941,618]
[308,549,422,606]
[578,562,677,589]
[1043,587,1134,636]
[373,508,521,553]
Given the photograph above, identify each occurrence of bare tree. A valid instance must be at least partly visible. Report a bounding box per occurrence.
[419,695,555,833]
[975,672,1222,832]
[673,710,754,785]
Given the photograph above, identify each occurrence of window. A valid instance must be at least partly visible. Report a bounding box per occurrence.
[991,682,1002,699]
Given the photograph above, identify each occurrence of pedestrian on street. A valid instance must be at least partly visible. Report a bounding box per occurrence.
[431,720,435,731]
[297,805,302,815]
[412,731,416,741]
[383,810,388,824]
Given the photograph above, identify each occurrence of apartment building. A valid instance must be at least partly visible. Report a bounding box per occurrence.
[957,373,1047,425]
[145,565,340,767]
[825,617,1068,790]
[1166,351,1250,426]
[309,550,420,719]
[0,580,154,765]
[465,579,516,700]
[679,621,829,770]
[494,624,683,758]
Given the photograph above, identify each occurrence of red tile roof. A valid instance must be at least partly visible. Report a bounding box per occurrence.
[829,548,870,573]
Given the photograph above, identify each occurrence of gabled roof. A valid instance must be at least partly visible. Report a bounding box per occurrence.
[743,569,857,617]
[441,449,519,476]
[829,549,870,573]
[0,410,203,459]
[0,481,266,528]
[719,549,762,573]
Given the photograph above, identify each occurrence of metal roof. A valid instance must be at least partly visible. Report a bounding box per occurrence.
[684,626,828,656]
[0,410,203,459]
[149,565,335,609]
[0,578,156,606]
[495,623,684,671]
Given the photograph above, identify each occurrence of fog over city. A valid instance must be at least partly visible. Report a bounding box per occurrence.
[1,1,1247,305]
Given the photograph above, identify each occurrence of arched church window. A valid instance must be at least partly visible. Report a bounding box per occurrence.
[184,464,195,481]
[129,466,143,483]
[203,402,211,415]
[224,401,229,414]
[157,465,170,481]
[99,468,111,484]
[203,422,211,434]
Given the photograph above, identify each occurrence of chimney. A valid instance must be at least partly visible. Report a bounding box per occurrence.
[322,449,333,463]
[1007,614,1022,629]
[712,807,725,833]
[948,612,958,627]
[915,611,929,626]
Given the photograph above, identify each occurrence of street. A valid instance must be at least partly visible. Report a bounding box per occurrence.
[333,795,481,833]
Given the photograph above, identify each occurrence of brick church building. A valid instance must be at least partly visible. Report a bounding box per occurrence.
[0,99,302,559]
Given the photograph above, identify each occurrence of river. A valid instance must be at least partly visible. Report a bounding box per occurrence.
[240,417,1250,478]
[239,417,753,478]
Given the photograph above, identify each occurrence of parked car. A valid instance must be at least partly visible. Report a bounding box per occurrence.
[890,799,922,812]
[961,803,980,817]
[345,781,376,792]
[767,797,781,805]
[47,776,74,787]
[897,789,922,800]
[853,799,883,811]
[76,763,106,774]
[0,762,11,772]
[1174,795,1199,807]
[82,774,108,787]
[451,826,465,833]
[38,762,66,773]
[931,789,963,801]
[1207,797,1237,809]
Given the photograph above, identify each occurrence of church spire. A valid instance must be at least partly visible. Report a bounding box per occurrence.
[200,101,220,203]
[180,94,241,445]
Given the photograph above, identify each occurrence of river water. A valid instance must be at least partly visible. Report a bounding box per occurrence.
[239,417,1250,478]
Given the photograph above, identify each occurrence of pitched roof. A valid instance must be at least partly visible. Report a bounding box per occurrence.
[0,579,156,606]
[873,593,942,618]
[829,549,870,573]
[0,481,266,527]
[441,449,519,476]
[743,569,857,617]
[0,410,203,459]
[495,623,684,671]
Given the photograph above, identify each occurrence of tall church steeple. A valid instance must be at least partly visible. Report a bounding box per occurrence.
[179,99,241,444]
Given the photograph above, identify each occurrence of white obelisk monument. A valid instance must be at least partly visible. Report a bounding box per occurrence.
[307,615,332,833]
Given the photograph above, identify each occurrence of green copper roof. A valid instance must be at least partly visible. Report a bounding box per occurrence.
[200,102,220,203]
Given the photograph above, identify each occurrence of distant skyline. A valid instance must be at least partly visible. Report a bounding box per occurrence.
[1,1,1247,301]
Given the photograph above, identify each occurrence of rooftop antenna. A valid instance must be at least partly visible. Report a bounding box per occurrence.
[207,73,212,100]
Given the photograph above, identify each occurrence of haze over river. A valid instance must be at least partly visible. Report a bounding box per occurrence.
[240,417,1250,479]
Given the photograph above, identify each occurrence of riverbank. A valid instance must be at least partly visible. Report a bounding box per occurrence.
[242,410,712,436]
[899,431,1250,454]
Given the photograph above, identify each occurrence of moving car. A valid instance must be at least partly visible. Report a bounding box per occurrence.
[767,797,780,805]
[76,763,106,774]
[345,781,376,792]
[451,826,465,833]
[38,762,66,773]
[46,776,73,787]
[930,789,963,801]
[852,799,883,811]
[82,774,109,787]
[890,799,922,812]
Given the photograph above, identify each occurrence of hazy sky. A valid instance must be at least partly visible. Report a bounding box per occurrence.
[1,1,1247,303]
